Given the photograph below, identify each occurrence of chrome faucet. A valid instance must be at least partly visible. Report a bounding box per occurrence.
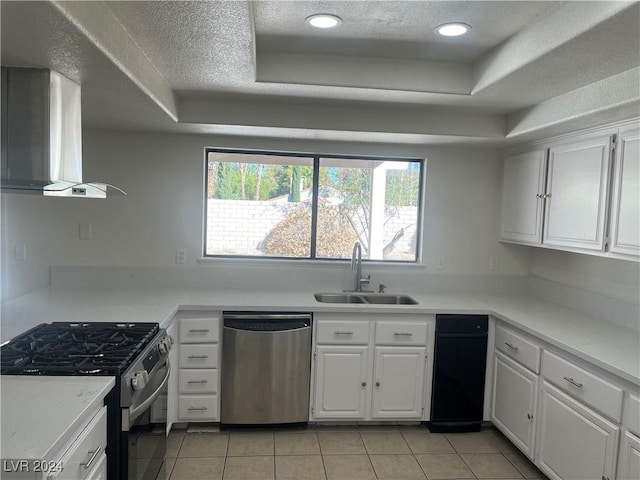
[350,241,370,292]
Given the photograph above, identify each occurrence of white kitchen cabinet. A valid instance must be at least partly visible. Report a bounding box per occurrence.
[372,346,426,419]
[312,314,432,422]
[618,431,640,480]
[165,320,178,433]
[176,312,221,422]
[609,124,640,258]
[537,381,619,480]
[491,351,538,459]
[313,345,370,419]
[543,133,613,251]
[500,149,547,244]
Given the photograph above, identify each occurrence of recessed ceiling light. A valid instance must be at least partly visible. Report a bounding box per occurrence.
[436,23,471,37]
[305,14,342,29]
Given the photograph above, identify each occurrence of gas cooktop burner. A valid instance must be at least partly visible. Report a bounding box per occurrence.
[0,322,160,375]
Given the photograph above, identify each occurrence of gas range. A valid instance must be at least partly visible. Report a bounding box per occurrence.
[0,321,173,480]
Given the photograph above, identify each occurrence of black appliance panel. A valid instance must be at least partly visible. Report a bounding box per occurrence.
[430,315,488,433]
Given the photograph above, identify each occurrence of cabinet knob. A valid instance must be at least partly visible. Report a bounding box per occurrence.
[527,413,533,420]
[602,476,610,480]
[536,194,543,199]
[361,382,367,387]
[376,382,381,387]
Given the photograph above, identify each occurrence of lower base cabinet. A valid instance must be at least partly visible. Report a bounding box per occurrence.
[618,432,640,480]
[491,352,538,459]
[312,345,427,420]
[537,382,619,480]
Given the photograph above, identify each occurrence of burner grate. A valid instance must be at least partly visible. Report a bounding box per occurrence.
[0,322,160,375]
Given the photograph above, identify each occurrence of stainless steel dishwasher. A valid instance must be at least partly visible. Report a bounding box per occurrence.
[221,312,312,425]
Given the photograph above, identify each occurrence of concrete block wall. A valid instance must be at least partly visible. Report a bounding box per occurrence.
[206,198,418,258]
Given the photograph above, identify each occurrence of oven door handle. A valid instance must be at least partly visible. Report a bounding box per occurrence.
[123,359,171,431]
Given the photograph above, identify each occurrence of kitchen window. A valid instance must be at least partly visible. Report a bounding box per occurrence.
[204,149,424,262]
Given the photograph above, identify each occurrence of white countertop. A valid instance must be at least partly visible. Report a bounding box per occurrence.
[0,376,115,461]
[2,286,639,386]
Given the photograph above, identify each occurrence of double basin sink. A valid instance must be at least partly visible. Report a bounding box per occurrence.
[314,293,418,305]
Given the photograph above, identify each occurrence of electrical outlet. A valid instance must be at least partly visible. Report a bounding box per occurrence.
[176,249,186,264]
[490,256,501,271]
[14,245,26,261]
[436,256,445,270]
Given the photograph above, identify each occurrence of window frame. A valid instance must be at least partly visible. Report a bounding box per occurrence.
[203,147,425,264]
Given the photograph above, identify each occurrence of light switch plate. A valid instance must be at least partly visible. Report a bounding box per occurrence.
[79,221,92,240]
[15,245,26,261]
[176,249,186,264]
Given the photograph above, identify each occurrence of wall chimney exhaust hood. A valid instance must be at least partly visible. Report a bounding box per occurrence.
[1,67,125,198]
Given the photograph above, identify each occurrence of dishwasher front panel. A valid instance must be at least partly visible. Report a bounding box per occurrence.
[221,314,312,425]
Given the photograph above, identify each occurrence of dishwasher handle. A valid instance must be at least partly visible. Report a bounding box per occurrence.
[224,312,312,321]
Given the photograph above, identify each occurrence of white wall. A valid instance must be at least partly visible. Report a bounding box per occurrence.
[1,129,531,301]
[529,248,640,304]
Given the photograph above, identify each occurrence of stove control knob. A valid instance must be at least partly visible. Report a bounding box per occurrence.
[159,335,173,354]
[131,370,149,391]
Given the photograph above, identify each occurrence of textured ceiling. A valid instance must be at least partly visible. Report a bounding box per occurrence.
[1,0,638,146]
[254,1,565,61]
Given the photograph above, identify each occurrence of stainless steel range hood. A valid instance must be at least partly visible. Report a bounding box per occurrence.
[1,67,125,198]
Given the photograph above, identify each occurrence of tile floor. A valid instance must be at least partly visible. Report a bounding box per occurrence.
[161,425,547,480]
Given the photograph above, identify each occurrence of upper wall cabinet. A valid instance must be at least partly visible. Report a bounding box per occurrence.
[500,150,547,245]
[543,133,613,251]
[609,124,640,257]
[500,119,639,261]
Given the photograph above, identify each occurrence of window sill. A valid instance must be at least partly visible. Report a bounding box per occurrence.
[196,256,426,269]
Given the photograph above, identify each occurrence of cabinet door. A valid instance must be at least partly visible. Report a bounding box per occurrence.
[544,135,612,251]
[537,381,619,480]
[609,124,640,257]
[372,347,426,419]
[313,345,369,419]
[491,352,538,459]
[166,321,179,434]
[618,431,640,480]
[500,149,547,244]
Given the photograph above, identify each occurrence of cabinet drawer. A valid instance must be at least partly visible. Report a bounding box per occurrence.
[178,395,218,420]
[495,324,541,373]
[179,344,218,368]
[180,317,220,343]
[542,350,623,421]
[179,369,218,394]
[316,320,370,344]
[55,406,107,480]
[624,394,640,437]
[375,321,427,346]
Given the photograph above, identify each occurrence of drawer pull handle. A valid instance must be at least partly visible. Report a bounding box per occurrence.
[80,447,101,470]
[187,379,208,384]
[188,355,209,359]
[189,329,210,333]
[564,377,583,388]
[334,331,354,335]
[188,406,208,411]
[394,332,413,336]
[504,342,519,350]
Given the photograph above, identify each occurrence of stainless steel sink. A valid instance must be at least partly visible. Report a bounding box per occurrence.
[361,294,418,305]
[314,293,366,304]
[314,293,418,305]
